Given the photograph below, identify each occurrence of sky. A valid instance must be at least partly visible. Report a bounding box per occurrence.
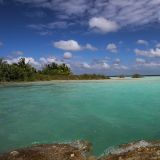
[0,0,160,75]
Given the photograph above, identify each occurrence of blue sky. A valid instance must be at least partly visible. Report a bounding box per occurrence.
[0,0,160,75]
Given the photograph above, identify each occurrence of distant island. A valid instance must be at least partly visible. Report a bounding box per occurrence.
[0,58,144,82]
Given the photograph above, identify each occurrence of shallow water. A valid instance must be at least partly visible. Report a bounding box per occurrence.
[0,77,160,155]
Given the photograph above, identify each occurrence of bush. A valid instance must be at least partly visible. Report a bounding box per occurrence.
[132,74,141,78]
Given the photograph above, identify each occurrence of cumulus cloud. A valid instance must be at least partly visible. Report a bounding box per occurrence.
[113,63,128,70]
[54,40,82,51]
[106,43,118,53]
[101,62,110,69]
[143,62,160,67]
[92,62,110,70]
[135,48,160,57]
[135,59,160,68]
[6,56,66,69]
[77,60,110,70]
[85,43,98,51]
[114,58,121,64]
[137,40,148,45]
[6,57,39,67]
[54,40,98,52]
[136,58,146,64]
[82,62,91,69]
[63,52,72,59]
[90,61,127,71]
[89,17,119,33]
[39,57,58,64]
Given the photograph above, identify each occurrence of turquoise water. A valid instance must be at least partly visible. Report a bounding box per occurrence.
[0,77,160,155]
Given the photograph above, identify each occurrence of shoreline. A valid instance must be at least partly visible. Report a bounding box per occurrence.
[2,76,160,86]
[1,140,160,160]
[0,77,144,86]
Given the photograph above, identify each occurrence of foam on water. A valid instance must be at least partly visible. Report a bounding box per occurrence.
[104,140,150,155]
[103,140,160,156]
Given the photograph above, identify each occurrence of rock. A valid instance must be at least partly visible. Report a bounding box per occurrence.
[1,140,160,160]
[87,156,97,160]
[0,141,91,160]
[70,153,74,157]
[10,151,19,156]
[99,140,160,160]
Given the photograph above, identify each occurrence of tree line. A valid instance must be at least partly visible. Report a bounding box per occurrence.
[0,58,109,82]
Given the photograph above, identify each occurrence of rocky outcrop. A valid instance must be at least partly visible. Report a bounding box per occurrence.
[1,140,160,160]
[0,140,95,160]
[99,140,160,160]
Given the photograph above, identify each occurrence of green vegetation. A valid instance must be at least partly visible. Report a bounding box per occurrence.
[118,75,125,78]
[132,74,142,78]
[0,58,109,82]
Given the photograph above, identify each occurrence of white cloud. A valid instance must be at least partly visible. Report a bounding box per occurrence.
[137,40,148,45]
[6,57,39,66]
[82,62,91,69]
[113,63,128,70]
[14,0,160,28]
[156,43,160,48]
[135,48,160,57]
[84,62,110,70]
[136,58,146,64]
[73,57,129,73]
[85,43,98,51]
[136,60,160,68]
[39,57,57,64]
[5,56,70,69]
[63,52,72,59]
[89,17,119,33]
[115,58,121,64]
[54,40,98,52]
[78,60,110,70]
[101,62,110,69]
[12,50,24,56]
[54,40,81,51]
[143,62,160,67]
[106,43,118,53]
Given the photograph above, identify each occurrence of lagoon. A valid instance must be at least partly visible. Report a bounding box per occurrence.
[0,77,160,155]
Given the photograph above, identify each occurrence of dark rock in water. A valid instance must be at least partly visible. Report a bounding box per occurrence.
[1,140,160,160]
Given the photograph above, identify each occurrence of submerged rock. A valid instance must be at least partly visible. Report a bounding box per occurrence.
[1,140,160,160]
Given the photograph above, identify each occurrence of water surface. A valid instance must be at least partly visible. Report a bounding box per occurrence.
[0,77,160,155]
